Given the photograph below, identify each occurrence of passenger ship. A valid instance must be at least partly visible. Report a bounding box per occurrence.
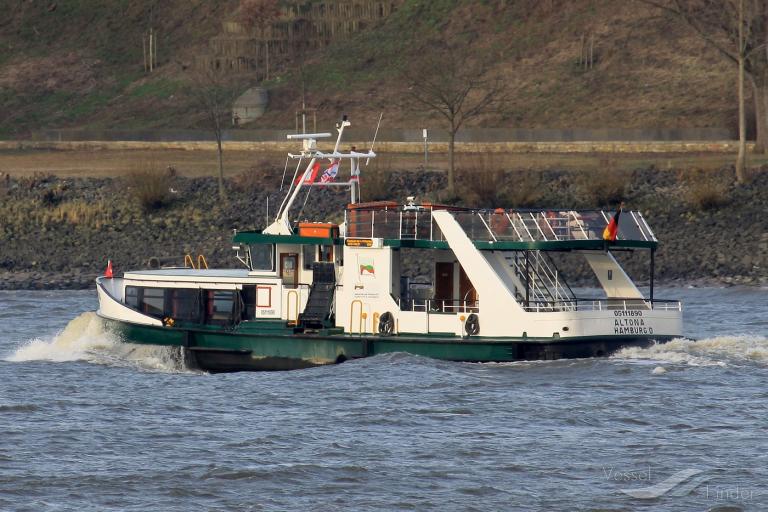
[96,117,682,372]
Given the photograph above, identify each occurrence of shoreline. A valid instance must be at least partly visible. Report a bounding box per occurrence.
[1,169,766,291]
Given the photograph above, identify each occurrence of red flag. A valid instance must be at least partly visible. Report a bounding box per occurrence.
[294,162,321,185]
[105,260,114,278]
[602,208,622,241]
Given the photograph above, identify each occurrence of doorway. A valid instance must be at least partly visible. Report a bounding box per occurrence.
[280,253,298,288]
[435,262,454,308]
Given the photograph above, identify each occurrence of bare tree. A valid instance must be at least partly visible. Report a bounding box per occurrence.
[240,0,281,81]
[403,42,507,194]
[192,71,239,199]
[640,0,765,183]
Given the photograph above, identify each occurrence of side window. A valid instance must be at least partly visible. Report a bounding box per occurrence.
[170,289,200,322]
[141,288,166,318]
[250,244,274,271]
[125,286,139,308]
[319,245,333,262]
[204,290,236,325]
[302,244,315,270]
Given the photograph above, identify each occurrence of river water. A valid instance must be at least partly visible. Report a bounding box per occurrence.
[0,287,766,511]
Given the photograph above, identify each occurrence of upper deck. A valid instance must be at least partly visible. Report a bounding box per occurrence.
[233,203,658,250]
[344,203,658,250]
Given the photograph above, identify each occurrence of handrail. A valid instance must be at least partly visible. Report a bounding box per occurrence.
[286,290,299,326]
[522,298,682,312]
[349,299,364,335]
[398,298,480,314]
[184,253,209,269]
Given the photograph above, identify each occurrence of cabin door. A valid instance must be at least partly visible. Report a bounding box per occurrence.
[280,253,299,288]
[434,262,454,310]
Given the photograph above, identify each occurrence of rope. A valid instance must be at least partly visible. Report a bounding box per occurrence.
[297,183,313,221]
[279,155,290,191]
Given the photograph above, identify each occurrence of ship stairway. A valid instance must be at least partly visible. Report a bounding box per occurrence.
[298,262,336,329]
[504,251,575,311]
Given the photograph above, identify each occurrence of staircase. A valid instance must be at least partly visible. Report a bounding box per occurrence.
[504,251,575,311]
[299,262,336,328]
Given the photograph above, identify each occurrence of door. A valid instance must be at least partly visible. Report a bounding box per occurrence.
[280,253,299,288]
[434,262,454,311]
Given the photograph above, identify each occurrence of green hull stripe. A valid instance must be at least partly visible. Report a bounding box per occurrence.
[101,315,674,370]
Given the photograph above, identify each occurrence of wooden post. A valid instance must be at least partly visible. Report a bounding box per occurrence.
[143,35,147,72]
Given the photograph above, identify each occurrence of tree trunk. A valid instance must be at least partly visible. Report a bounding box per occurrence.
[217,137,226,199]
[736,0,746,184]
[750,74,768,153]
[737,52,746,183]
[448,130,456,194]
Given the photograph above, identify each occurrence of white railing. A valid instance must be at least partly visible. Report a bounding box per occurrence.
[345,208,656,244]
[523,298,682,312]
[397,298,480,314]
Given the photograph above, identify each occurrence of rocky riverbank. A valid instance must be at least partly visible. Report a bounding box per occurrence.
[0,166,766,290]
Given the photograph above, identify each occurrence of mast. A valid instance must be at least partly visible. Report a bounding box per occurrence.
[263,115,376,236]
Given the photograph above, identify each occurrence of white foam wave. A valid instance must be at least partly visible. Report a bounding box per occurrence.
[6,312,195,373]
[612,335,768,367]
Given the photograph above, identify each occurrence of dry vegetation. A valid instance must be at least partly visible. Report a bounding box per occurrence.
[505,171,544,208]
[677,168,731,210]
[125,162,175,211]
[360,156,394,202]
[457,154,544,208]
[231,159,282,192]
[575,159,627,206]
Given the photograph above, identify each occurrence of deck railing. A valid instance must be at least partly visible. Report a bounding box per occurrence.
[523,298,682,313]
[345,207,656,243]
[398,298,480,314]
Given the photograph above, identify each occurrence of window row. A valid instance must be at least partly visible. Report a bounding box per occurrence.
[125,286,261,325]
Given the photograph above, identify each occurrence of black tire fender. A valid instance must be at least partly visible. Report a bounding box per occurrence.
[465,313,480,336]
[379,312,395,336]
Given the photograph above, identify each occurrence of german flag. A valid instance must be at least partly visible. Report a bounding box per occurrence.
[602,205,623,241]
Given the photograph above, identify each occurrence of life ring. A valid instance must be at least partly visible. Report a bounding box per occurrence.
[378,312,395,336]
[465,313,479,336]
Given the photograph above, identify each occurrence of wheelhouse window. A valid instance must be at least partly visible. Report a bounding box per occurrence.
[302,245,315,270]
[204,290,236,325]
[169,289,200,322]
[250,244,274,271]
[141,288,165,318]
[125,286,139,309]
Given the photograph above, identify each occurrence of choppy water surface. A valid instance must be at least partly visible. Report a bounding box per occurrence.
[0,287,766,511]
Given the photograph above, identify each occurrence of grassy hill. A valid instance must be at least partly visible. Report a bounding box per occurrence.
[0,0,739,137]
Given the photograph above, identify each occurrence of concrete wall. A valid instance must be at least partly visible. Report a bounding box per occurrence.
[28,127,736,144]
